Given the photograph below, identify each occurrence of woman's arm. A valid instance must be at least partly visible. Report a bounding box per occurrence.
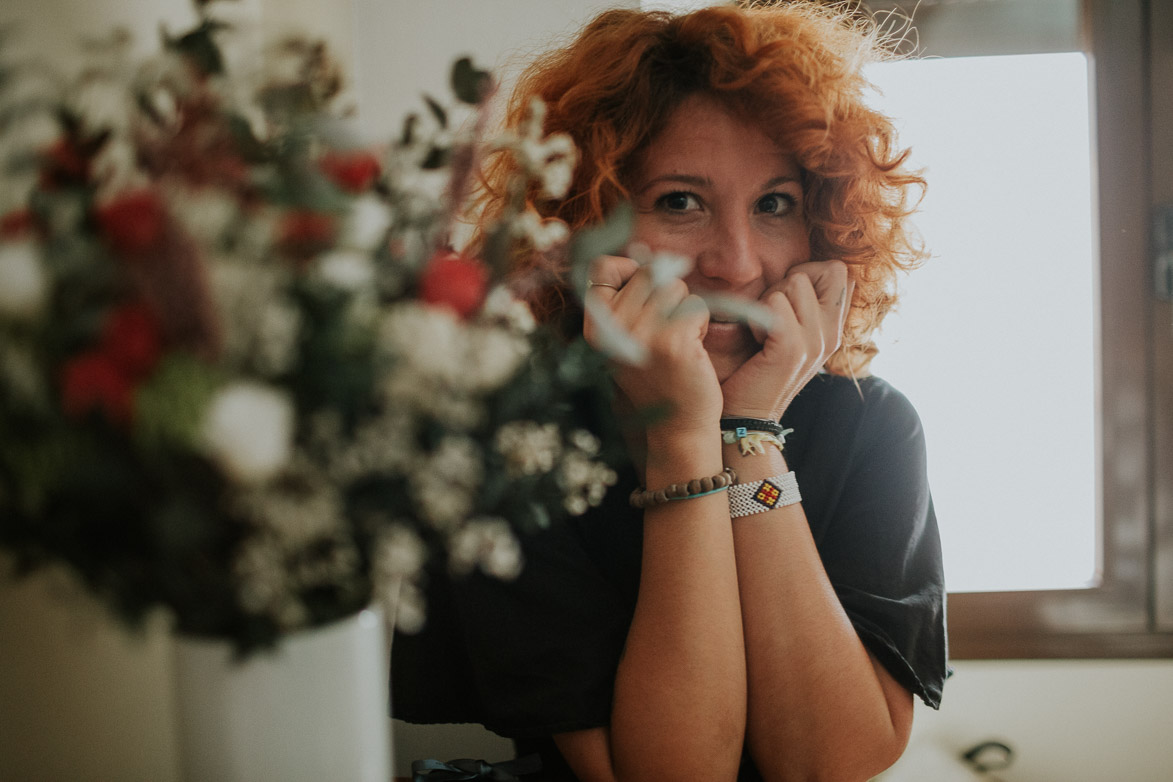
[557,428,747,782]
[726,442,913,782]
[566,259,748,781]
[719,261,913,780]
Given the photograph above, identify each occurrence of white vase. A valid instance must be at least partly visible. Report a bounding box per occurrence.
[173,607,391,782]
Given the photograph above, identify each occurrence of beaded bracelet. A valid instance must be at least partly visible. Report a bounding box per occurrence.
[719,417,786,436]
[728,472,801,518]
[629,467,738,509]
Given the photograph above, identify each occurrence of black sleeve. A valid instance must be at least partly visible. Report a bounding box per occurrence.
[796,376,949,709]
[447,509,635,737]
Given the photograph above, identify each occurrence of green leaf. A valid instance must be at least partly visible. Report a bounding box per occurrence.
[568,202,635,294]
[164,21,228,77]
[422,94,447,129]
[451,57,492,105]
[400,113,419,147]
[133,354,221,452]
[420,145,450,170]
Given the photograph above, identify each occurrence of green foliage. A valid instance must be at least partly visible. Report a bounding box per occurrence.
[133,354,221,453]
[451,58,492,105]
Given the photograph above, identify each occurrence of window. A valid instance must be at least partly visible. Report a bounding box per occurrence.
[866,0,1173,657]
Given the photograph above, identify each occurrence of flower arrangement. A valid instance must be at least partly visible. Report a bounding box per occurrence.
[0,5,618,651]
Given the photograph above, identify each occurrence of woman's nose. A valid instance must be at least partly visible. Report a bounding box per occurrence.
[694,211,761,287]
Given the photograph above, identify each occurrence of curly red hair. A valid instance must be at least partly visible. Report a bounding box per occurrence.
[480,1,926,376]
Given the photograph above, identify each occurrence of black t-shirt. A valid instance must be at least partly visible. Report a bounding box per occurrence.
[391,373,948,779]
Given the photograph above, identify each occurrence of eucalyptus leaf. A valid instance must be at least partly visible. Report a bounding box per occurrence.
[699,293,775,333]
[583,295,647,366]
[568,202,634,295]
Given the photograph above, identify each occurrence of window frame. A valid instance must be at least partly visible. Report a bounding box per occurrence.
[871,0,1173,659]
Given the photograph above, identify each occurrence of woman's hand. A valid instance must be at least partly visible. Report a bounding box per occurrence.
[583,255,723,438]
[720,260,852,420]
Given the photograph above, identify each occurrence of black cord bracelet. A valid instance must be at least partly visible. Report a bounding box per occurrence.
[719,417,785,436]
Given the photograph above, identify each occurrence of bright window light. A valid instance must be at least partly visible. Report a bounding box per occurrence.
[864,54,1098,593]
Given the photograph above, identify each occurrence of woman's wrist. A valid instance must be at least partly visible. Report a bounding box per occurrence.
[721,440,788,482]
[643,425,724,488]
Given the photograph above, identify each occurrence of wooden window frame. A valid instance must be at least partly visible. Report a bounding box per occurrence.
[869,0,1173,659]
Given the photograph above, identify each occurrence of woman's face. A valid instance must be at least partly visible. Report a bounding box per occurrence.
[629,93,811,383]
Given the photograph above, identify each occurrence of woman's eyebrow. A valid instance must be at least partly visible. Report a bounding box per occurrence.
[762,175,801,189]
[636,173,801,195]
[634,173,712,194]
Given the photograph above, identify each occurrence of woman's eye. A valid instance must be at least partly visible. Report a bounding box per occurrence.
[756,193,797,215]
[656,192,700,212]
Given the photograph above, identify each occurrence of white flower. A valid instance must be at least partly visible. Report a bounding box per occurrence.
[201,382,295,484]
[495,421,562,477]
[315,249,374,291]
[254,296,302,376]
[341,194,392,251]
[481,286,537,334]
[448,517,523,580]
[392,579,427,634]
[511,212,569,251]
[464,326,528,390]
[168,186,239,246]
[379,303,463,384]
[376,525,428,580]
[410,437,483,529]
[0,239,48,321]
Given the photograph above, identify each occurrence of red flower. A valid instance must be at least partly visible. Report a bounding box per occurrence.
[276,209,337,263]
[100,303,162,379]
[419,251,489,319]
[60,352,136,426]
[95,190,168,257]
[0,209,35,239]
[320,150,381,193]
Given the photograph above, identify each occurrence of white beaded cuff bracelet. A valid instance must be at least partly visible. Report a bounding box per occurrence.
[728,472,801,518]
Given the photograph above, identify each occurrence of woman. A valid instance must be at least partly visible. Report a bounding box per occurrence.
[392,4,947,781]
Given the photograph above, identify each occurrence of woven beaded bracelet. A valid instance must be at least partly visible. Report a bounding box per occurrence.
[629,467,738,509]
[728,472,802,518]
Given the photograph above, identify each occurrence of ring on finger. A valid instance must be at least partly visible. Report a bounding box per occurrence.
[587,280,621,291]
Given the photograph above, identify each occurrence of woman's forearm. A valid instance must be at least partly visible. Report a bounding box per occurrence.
[728,446,911,781]
[608,428,748,781]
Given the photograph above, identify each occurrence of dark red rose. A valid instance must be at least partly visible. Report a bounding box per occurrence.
[320,150,381,193]
[418,251,489,319]
[95,190,168,257]
[100,303,163,379]
[60,352,136,426]
[276,209,337,263]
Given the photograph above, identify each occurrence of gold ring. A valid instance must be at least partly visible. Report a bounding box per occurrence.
[587,280,620,291]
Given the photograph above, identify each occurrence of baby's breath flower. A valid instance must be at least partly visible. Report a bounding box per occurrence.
[481,286,537,334]
[448,517,523,580]
[495,421,562,477]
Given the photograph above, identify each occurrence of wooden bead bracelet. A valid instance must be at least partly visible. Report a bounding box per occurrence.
[629,467,738,509]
